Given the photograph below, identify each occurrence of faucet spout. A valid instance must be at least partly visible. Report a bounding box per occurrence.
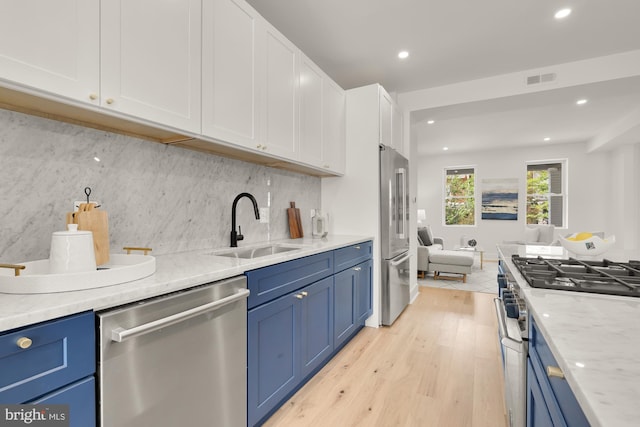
[231,192,260,247]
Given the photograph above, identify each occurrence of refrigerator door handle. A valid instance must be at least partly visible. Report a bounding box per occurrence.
[395,167,407,239]
[390,252,411,267]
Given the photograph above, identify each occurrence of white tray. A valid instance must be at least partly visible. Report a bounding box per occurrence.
[0,254,156,294]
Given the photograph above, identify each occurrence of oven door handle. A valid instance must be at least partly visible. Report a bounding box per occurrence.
[111,288,250,343]
[494,298,524,353]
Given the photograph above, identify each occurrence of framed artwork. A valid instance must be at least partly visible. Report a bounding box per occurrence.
[481,178,518,220]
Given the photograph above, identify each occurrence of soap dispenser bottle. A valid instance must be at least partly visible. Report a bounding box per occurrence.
[311,209,327,238]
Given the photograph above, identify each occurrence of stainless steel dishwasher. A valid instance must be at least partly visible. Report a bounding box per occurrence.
[97,276,249,427]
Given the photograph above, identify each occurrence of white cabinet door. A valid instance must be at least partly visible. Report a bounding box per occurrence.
[392,103,404,155]
[299,54,324,167]
[260,24,299,159]
[202,0,260,148]
[0,0,99,103]
[323,79,346,174]
[379,88,392,147]
[100,0,201,132]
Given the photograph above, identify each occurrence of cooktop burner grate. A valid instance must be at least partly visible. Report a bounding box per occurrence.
[511,255,640,297]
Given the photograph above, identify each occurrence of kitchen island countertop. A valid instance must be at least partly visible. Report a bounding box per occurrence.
[498,244,640,427]
[0,235,373,332]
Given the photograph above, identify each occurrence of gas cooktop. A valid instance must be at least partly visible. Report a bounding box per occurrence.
[511,255,640,297]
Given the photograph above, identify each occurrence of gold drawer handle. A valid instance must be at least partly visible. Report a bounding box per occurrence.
[354,245,361,250]
[17,337,32,349]
[546,365,565,379]
[295,294,304,300]
[0,263,26,277]
[301,291,308,297]
[123,247,153,255]
[353,266,362,271]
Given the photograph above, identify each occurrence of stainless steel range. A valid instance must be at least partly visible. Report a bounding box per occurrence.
[511,255,640,296]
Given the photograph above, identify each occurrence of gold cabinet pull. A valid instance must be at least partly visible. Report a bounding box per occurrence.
[295,294,304,300]
[256,144,262,149]
[106,98,114,105]
[0,263,26,277]
[89,93,98,100]
[547,366,565,379]
[123,247,153,255]
[353,266,362,271]
[301,291,308,297]
[355,245,361,250]
[17,337,32,349]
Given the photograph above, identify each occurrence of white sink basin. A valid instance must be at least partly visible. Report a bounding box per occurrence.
[207,244,305,259]
[0,254,156,294]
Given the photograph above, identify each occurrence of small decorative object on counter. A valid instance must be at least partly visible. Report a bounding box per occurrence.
[287,202,303,238]
[468,239,477,247]
[49,223,96,274]
[559,232,615,256]
[311,209,327,238]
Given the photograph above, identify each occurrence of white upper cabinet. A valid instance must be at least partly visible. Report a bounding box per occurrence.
[379,88,393,148]
[299,55,324,166]
[202,0,260,148]
[260,24,299,159]
[322,79,346,174]
[379,86,404,156]
[100,0,202,132]
[0,0,99,102]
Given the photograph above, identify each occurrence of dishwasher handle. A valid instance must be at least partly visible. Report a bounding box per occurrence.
[111,288,250,343]
[493,298,524,353]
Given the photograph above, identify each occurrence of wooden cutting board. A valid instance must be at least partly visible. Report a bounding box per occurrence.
[287,202,303,239]
[66,203,110,266]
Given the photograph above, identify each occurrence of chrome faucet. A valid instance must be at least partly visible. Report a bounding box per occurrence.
[231,192,260,247]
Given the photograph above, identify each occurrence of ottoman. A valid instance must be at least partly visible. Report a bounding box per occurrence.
[428,250,474,283]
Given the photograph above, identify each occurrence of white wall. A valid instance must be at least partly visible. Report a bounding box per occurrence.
[416,142,617,259]
[610,144,640,251]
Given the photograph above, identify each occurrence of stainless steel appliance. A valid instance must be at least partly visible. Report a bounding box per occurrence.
[97,276,249,427]
[380,144,411,325]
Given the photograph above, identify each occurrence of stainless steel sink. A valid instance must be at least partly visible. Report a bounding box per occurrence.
[207,244,304,259]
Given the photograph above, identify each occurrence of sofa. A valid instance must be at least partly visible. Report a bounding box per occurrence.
[417,226,474,283]
[505,224,556,245]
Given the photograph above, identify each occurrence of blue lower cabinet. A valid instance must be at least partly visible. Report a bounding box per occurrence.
[527,359,554,427]
[248,277,334,426]
[334,267,357,349]
[31,376,96,427]
[300,277,334,378]
[355,259,373,326]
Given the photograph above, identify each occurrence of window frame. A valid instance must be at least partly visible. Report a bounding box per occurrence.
[525,159,568,228]
[443,165,477,227]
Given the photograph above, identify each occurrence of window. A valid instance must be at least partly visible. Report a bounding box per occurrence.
[526,160,566,227]
[444,167,475,225]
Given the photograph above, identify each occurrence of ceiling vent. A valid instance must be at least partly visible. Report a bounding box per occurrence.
[526,72,556,85]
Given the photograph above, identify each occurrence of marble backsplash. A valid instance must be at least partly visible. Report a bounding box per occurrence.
[0,109,321,263]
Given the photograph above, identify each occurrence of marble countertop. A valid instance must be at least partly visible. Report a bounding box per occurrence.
[0,235,372,332]
[498,244,640,427]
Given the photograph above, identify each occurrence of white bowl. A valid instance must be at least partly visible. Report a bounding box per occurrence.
[558,234,616,256]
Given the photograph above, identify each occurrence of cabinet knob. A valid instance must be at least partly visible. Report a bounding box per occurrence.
[106,98,114,105]
[295,294,304,300]
[16,337,32,349]
[256,144,262,149]
[546,365,565,379]
[355,245,361,250]
[262,146,267,151]
[301,291,308,297]
[89,93,98,101]
[353,267,362,271]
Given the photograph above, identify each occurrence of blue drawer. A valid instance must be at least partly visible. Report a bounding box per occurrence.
[31,376,96,427]
[0,311,95,403]
[246,252,334,309]
[334,241,373,272]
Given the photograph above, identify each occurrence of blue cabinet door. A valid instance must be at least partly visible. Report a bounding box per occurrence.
[300,277,334,378]
[248,292,301,426]
[356,259,373,326]
[527,359,554,427]
[334,267,357,349]
[31,376,95,427]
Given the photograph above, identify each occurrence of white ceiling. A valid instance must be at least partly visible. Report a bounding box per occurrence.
[246,0,640,154]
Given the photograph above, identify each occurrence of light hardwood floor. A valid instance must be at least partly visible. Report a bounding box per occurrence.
[263,287,507,427]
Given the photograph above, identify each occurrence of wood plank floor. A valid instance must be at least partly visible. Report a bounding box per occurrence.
[263,287,507,427]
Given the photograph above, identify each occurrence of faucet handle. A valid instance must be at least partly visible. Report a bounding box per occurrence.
[237,226,244,241]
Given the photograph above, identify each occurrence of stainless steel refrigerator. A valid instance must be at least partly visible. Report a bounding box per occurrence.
[380,145,411,325]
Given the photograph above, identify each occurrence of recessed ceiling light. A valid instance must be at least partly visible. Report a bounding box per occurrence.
[576,99,588,105]
[398,51,409,59]
[554,8,571,19]
[442,147,449,151]
[543,137,551,142]
[427,120,435,125]
[93,156,101,162]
